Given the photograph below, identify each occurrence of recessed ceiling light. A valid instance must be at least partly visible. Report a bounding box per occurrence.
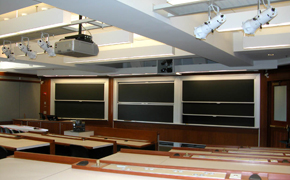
[41,7,48,11]
[21,13,27,16]
[4,18,9,21]
[268,54,275,56]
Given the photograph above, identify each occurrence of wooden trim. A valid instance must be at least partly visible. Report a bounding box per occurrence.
[85,137,117,153]
[260,71,268,147]
[14,151,93,164]
[20,136,55,155]
[108,77,114,127]
[120,148,170,156]
[169,152,290,165]
[73,158,290,180]
[92,127,159,150]
[40,78,51,116]
[0,121,13,125]
[0,79,40,83]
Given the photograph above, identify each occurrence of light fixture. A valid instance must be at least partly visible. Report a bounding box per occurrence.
[194,3,226,40]
[242,0,277,35]
[18,37,37,59]
[167,0,206,5]
[41,7,48,11]
[37,33,56,57]
[1,40,15,61]
[3,18,9,21]
[21,13,27,16]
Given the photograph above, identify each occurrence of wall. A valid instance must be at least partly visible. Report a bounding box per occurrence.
[0,72,40,122]
[43,73,261,146]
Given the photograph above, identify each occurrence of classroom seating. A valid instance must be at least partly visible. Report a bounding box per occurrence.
[0,146,8,159]
[69,145,89,158]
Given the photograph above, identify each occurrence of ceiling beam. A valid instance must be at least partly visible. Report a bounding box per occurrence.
[38,0,252,67]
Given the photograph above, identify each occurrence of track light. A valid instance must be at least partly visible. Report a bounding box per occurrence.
[37,33,56,57]
[19,37,37,59]
[2,40,15,61]
[242,0,277,35]
[194,4,226,40]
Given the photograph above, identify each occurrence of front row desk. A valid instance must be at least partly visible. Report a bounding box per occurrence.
[2,147,290,180]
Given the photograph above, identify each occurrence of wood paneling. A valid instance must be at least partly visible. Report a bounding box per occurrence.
[27,121,41,127]
[259,71,269,147]
[115,121,258,146]
[40,78,51,116]
[270,128,288,148]
[0,121,13,125]
[41,121,60,134]
[60,122,73,134]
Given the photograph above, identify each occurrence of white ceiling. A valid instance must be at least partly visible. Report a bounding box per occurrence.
[0,0,289,76]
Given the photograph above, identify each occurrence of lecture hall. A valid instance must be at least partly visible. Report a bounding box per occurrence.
[1,0,290,179]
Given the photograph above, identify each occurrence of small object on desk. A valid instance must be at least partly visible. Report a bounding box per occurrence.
[76,161,89,166]
[215,149,219,152]
[173,153,180,156]
[124,140,128,142]
[96,160,100,167]
[73,120,85,132]
[183,152,190,157]
[104,138,108,139]
[249,174,261,180]
[282,159,289,163]
[229,173,242,179]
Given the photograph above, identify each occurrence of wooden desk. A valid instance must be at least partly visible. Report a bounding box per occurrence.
[0,124,48,132]
[169,148,290,160]
[89,136,154,149]
[0,136,50,151]
[19,133,113,150]
[0,151,176,180]
[0,157,71,180]
[91,127,159,150]
[101,150,290,175]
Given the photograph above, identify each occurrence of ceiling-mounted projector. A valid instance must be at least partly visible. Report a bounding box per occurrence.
[55,34,99,57]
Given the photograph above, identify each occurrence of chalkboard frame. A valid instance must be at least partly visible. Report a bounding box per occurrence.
[50,79,109,120]
[180,75,259,128]
[113,74,260,128]
[114,77,176,124]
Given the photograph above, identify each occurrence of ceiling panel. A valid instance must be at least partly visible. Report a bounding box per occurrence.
[155,0,288,17]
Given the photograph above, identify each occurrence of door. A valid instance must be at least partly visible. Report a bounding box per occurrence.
[269,81,290,147]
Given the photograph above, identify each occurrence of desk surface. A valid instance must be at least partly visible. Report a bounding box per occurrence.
[0,158,70,180]
[0,157,175,180]
[89,136,153,148]
[20,133,113,149]
[1,125,48,132]
[0,136,50,151]
[102,152,290,174]
[169,149,290,159]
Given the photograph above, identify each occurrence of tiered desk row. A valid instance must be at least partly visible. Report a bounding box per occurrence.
[1,125,290,179]
[1,147,290,180]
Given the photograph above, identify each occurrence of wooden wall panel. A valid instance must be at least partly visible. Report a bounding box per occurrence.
[114,121,258,146]
[0,121,13,125]
[27,121,41,127]
[40,78,51,116]
[60,122,73,134]
[259,71,269,147]
[41,121,60,134]
[270,128,288,148]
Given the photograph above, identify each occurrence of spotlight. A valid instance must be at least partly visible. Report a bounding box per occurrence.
[37,33,56,57]
[18,37,37,59]
[2,40,15,61]
[242,1,277,35]
[194,4,226,40]
[194,14,226,39]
